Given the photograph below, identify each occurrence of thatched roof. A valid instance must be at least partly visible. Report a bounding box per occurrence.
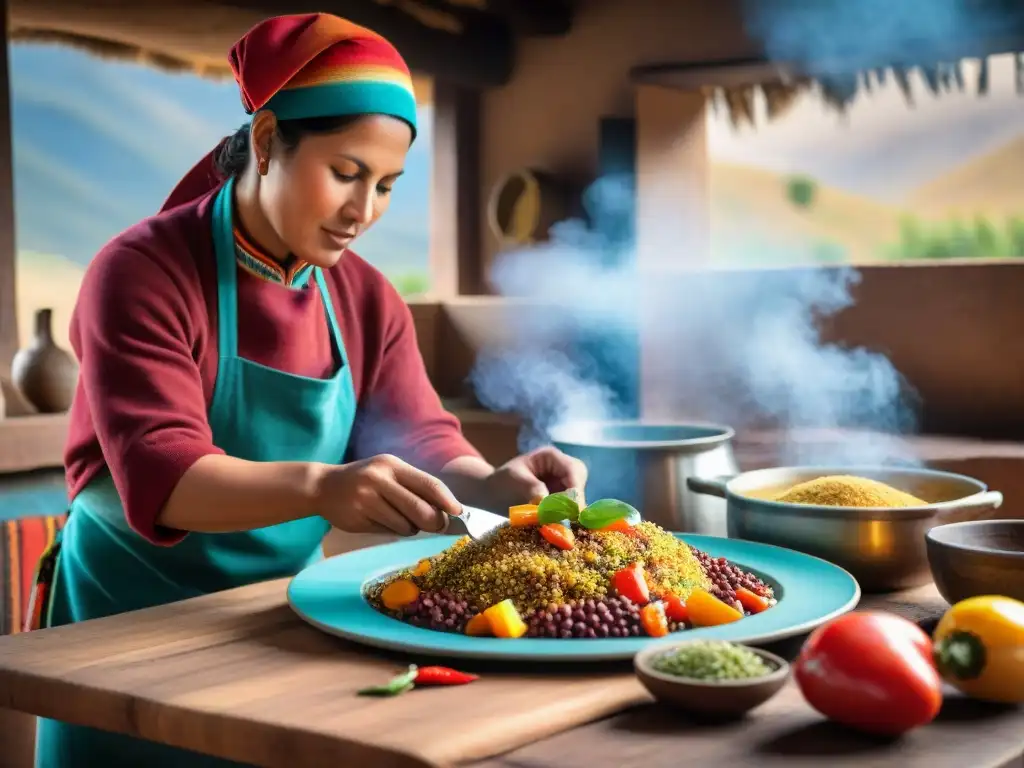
[8,0,572,91]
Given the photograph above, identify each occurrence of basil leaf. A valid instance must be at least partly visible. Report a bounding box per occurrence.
[358,665,418,696]
[578,499,641,530]
[537,492,581,525]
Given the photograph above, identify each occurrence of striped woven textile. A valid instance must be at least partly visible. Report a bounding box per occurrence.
[1,513,67,635]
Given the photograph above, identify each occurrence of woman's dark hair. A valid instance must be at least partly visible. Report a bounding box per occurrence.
[215,115,366,178]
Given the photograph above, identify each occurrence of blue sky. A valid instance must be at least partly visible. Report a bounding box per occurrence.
[9,43,431,274]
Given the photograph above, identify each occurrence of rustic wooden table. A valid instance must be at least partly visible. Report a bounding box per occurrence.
[0,577,1020,768]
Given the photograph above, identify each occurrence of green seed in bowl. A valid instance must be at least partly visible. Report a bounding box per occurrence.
[651,641,774,682]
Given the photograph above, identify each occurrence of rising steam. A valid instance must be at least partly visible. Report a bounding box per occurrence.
[469,173,922,468]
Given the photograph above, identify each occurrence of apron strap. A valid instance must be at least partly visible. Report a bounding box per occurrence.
[313,268,348,368]
[211,178,240,359]
[212,177,348,370]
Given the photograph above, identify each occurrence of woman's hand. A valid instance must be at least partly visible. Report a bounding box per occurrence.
[483,446,589,510]
[316,454,462,536]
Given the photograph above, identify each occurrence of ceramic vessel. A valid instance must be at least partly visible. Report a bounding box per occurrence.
[688,465,1004,592]
[634,641,791,718]
[12,308,78,413]
[926,519,1024,604]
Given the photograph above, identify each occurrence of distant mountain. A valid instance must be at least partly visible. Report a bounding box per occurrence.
[908,133,1024,219]
[709,162,908,265]
[8,43,431,277]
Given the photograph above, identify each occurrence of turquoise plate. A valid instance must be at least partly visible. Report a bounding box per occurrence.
[287,534,861,662]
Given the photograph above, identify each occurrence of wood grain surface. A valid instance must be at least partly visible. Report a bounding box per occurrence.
[0,579,648,767]
[0,575,1021,768]
[476,584,1024,768]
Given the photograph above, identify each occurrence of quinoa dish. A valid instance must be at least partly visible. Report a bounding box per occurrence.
[365,492,777,640]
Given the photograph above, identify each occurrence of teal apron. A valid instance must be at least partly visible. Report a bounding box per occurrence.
[34,178,357,767]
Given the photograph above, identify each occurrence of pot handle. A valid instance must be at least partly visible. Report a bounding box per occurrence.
[686,475,735,499]
[933,490,1004,524]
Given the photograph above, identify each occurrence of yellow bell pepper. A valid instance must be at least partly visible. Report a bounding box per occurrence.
[483,599,528,638]
[932,594,1024,704]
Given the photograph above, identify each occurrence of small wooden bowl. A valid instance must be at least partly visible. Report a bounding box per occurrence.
[926,520,1024,604]
[634,641,790,718]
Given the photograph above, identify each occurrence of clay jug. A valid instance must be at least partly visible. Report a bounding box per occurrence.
[12,308,78,413]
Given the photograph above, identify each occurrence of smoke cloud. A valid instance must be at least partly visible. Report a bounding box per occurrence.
[740,0,1012,70]
[466,0,1024,467]
[469,173,922,468]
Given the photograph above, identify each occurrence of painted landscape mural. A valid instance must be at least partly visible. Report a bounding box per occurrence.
[707,52,1024,266]
[10,43,432,350]
[13,44,1024,351]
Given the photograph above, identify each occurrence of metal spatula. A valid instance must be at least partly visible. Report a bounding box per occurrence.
[445,505,509,541]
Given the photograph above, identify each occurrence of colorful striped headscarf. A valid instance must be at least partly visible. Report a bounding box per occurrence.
[162,13,417,211]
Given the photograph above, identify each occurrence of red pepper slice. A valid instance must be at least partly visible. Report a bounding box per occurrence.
[640,601,669,637]
[663,594,689,623]
[414,666,480,686]
[539,523,575,550]
[612,563,650,605]
[736,586,771,614]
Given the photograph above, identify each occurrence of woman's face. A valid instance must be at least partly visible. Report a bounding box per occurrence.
[253,113,412,268]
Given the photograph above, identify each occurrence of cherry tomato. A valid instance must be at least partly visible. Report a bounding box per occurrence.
[794,611,943,736]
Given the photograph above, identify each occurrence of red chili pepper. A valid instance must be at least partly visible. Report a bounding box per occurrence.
[663,594,689,623]
[794,611,942,736]
[612,563,650,605]
[413,666,479,686]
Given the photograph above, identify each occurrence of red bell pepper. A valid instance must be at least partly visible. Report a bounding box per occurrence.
[663,594,689,623]
[612,563,650,605]
[793,611,943,736]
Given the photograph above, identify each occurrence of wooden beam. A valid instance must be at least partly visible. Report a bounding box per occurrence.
[477,0,572,36]
[429,82,483,296]
[216,0,514,87]
[0,0,17,374]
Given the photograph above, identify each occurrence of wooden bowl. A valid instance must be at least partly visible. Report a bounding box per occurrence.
[926,520,1024,604]
[634,641,790,718]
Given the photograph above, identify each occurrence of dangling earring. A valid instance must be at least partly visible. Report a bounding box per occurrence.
[258,156,269,176]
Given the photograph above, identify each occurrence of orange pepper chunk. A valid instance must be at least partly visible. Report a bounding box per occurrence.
[599,519,635,534]
[736,586,771,614]
[509,504,540,527]
[540,523,575,550]
[641,601,670,637]
[380,579,420,610]
[687,588,744,626]
[465,612,493,636]
[483,599,528,638]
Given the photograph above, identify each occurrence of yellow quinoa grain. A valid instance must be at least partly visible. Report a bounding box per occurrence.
[773,475,926,508]
[368,522,712,615]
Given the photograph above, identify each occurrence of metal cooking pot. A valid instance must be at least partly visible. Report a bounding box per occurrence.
[549,421,738,537]
[687,466,1005,592]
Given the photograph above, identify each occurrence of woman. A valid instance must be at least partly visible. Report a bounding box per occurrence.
[33,13,586,766]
